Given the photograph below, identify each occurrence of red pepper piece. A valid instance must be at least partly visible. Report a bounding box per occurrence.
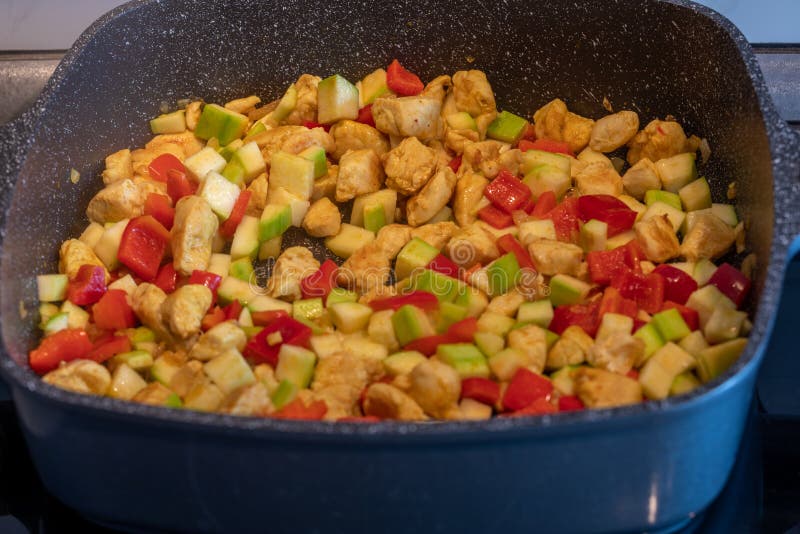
[502,367,553,412]
[404,334,457,355]
[661,301,700,331]
[153,263,178,294]
[545,197,580,242]
[386,59,424,96]
[219,190,252,238]
[426,254,460,279]
[612,271,665,314]
[520,123,537,142]
[478,203,514,229]
[87,334,132,364]
[597,286,638,320]
[244,315,312,366]
[29,329,93,375]
[67,264,107,306]
[483,170,532,214]
[520,196,537,214]
[117,215,170,282]
[166,168,197,204]
[300,259,339,301]
[201,306,226,331]
[369,290,440,312]
[531,190,557,219]
[558,395,585,412]
[550,300,601,337]
[586,246,632,285]
[273,398,328,420]
[448,156,462,173]
[92,289,137,331]
[707,263,751,308]
[148,153,185,182]
[302,121,331,132]
[517,138,574,157]
[652,264,698,305]
[447,317,478,342]
[144,193,175,230]
[188,270,223,299]
[251,309,290,327]
[355,104,375,127]
[505,397,558,416]
[497,234,536,272]
[461,377,500,406]
[577,195,637,237]
[626,369,640,380]
[223,300,243,321]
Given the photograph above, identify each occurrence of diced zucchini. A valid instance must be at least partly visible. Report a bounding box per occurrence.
[474,331,505,357]
[670,372,701,396]
[329,302,373,333]
[357,68,389,106]
[703,307,747,344]
[486,253,521,297]
[149,109,186,134]
[476,312,516,337]
[446,112,478,131]
[248,294,293,314]
[109,363,148,400]
[641,201,685,233]
[259,204,292,242]
[110,350,154,372]
[711,203,738,226]
[269,151,315,200]
[79,222,105,248]
[410,269,460,303]
[184,146,228,182]
[633,322,665,362]
[268,187,311,227]
[229,257,254,282]
[60,301,90,329]
[678,330,709,356]
[108,274,137,296]
[258,236,282,261]
[693,259,718,286]
[317,74,359,124]
[392,304,435,346]
[395,237,439,280]
[639,342,696,400]
[486,110,528,144]
[326,287,359,307]
[520,150,571,175]
[293,298,325,322]
[151,354,183,386]
[488,347,527,381]
[217,276,259,305]
[678,178,712,211]
[199,171,242,220]
[37,274,68,302]
[268,84,298,124]
[194,103,249,145]
[655,152,697,192]
[325,223,376,259]
[436,343,491,379]
[644,189,682,211]
[298,146,328,179]
[351,189,397,228]
[686,285,736,329]
[549,274,591,306]
[383,351,427,377]
[231,215,261,259]
[580,219,608,252]
[93,218,129,270]
[275,344,317,388]
[523,164,571,200]
[605,230,636,249]
[695,338,748,382]
[43,312,69,335]
[651,308,691,342]
[224,141,266,185]
[516,300,553,328]
[208,253,232,278]
[271,379,299,410]
[203,348,256,394]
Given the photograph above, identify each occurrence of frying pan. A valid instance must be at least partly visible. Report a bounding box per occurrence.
[0,0,798,532]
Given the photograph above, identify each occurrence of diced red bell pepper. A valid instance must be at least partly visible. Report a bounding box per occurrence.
[273,398,328,420]
[520,123,537,142]
[303,121,331,132]
[461,377,500,406]
[661,301,700,331]
[29,328,93,375]
[300,259,339,301]
[517,138,573,157]
[144,193,175,230]
[502,367,554,412]
[707,263,751,308]
[223,300,243,321]
[483,170,532,214]
[550,300,600,337]
[86,334,131,364]
[546,197,580,242]
[153,263,178,294]
[404,334,456,355]
[201,306,226,331]
[219,190,252,238]
[521,196,537,214]
[244,315,312,367]
[652,264,698,305]
[447,317,478,342]
[337,415,381,423]
[386,59,424,96]
[558,395,585,412]
[188,270,222,300]
[577,195,637,237]
[597,286,638,320]
[251,309,290,327]
[92,289,137,330]
[478,204,514,229]
[67,264,107,306]
[612,271,665,314]
[497,234,536,272]
[355,104,375,127]
[369,290,440,312]
[448,156,462,173]
[531,190,557,219]
[626,369,640,380]
[117,215,171,282]
[505,397,558,416]
[166,168,197,204]
[426,254,460,279]
[586,242,644,285]
[148,153,185,182]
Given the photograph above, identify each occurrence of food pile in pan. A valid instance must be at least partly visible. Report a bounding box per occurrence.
[30,59,752,421]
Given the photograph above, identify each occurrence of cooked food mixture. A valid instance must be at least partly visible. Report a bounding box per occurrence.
[30,60,753,421]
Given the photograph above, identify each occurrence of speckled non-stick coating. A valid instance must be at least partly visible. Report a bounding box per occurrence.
[0,0,798,433]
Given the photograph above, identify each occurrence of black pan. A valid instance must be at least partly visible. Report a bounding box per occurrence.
[0,0,798,532]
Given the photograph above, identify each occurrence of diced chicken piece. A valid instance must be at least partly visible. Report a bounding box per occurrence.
[410,221,458,250]
[221,382,274,416]
[444,128,480,155]
[574,162,623,196]
[86,179,145,224]
[225,95,261,114]
[680,212,736,262]
[427,139,452,169]
[457,398,493,420]
[185,101,202,131]
[383,136,438,195]
[131,144,182,178]
[302,197,341,237]
[311,351,371,420]
[622,158,660,200]
[102,148,133,185]
[587,333,645,375]
[486,289,526,317]
[407,359,461,419]
[634,215,680,263]
[371,96,442,141]
[420,74,452,104]
[577,147,614,168]
[311,164,338,201]
[43,359,111,395]
[445,222,500,268]
[454,171,489,227]
[253,364,280,393]
[461,140,509,179]
[358,283,399,304]
[533,98,594,153]
[367,310,399,352]
[329,119,389,161]
[59,239,109,281]
[451,70,496,117]
[335,149,384,202]
[284,74,321,126]
[134,177,168,198]
[266,246,320,301]
[474,112,498,140]
[250,125,335,166]
[161,285,213,339]
[498,148,523,177]
[145,132,204,159]
[168,360,206,397]
[189,321,248,361]
[627,119,689,165]
[171,196,218,276]
[546,325,594,370]
[133,382,177,406]
[245,173,269,216]
[130,283,170,339]
[363,383,428,421]
[589,110,640,153]
[337,242,391,293]
[406,167,457,227]
[574,367,643,408]
[507,324,548,373]
[527,239,583,277]
[375,224,413,257]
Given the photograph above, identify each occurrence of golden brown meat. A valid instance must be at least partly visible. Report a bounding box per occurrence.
[627,119,689,165]
[102,148,133,184]
[335,149,384,202]
[266,246,320,301]
[453,171,488,227]
[406,167,457,227]
[451,70,496,117]
[371,96,442,141]
[461,140,509,179]
[43,359,111,395]
[284,74,321,126]
[527,239,583,277]
[171,195,218,276]
[302,197,342,237]
[383,136,438,195]
[574,162,623,196]
[533,98,594,153]
[86,179,145,224]
[329,119,389,161]
[634,215,680,263]
[589,110,640,153]
[407,359,461,419]
[622,158,661,200]
[574,367,643,408]
[161,285,213,339]
[59,239,109,281]
[363,383,428,421]
[410,221,458,250]
[445,222,500,268]
[680,212,736,261]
